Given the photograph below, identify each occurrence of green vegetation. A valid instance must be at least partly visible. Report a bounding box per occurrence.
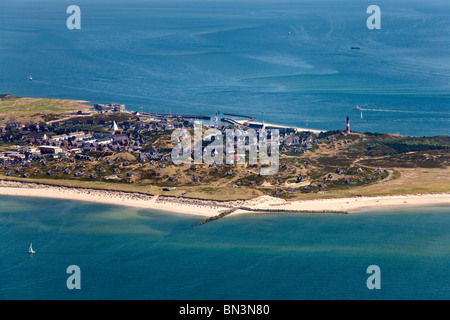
[349,136,450,156]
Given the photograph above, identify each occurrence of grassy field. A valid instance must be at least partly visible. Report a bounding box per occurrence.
[339,167,450,196]
[0,174,261,201]
[2,166,448,201]
[0,97,91,125]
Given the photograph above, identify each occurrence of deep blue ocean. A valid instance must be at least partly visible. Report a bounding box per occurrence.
[0,0,449,300]
[0,0,449,135]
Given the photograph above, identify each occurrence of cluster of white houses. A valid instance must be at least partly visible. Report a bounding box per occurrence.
[93,103,126,113]
[0,100,326,169]
[0,128,128,163]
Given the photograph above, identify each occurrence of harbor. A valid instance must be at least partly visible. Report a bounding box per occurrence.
[233,119,323,134]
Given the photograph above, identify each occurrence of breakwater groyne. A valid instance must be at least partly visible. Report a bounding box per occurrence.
[196,206,348,225]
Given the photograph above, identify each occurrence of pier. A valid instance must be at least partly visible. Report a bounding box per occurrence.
[220,118,243,127]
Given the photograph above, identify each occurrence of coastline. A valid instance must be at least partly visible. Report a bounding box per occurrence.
[229,193,450,216]
[0,180,224,217]
[1,180,449,218]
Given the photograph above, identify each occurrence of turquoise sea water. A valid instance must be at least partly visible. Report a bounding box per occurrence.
[0,0,449,135]
[0,197,450,300]
[0,196,449,300]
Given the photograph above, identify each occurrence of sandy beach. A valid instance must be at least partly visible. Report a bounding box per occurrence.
[0,180,449,218]
[0,180,224,217]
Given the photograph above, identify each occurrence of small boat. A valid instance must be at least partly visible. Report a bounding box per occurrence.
[353,105,361,111]
[28,76,33,81]
[29,243,35,254]
[351,46,360,50]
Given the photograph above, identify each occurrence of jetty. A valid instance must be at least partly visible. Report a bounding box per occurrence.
[235,120,323,134]
[220,118,243,127]
[223,113,255,121]
[138,111,210,120]
[197,207,348,225]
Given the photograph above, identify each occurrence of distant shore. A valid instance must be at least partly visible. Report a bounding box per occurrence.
[1,180,448,219]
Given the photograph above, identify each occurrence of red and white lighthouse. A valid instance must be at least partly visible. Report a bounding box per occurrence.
[346,116,350,134]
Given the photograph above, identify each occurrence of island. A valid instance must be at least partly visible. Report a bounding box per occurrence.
[0,94,449,222]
